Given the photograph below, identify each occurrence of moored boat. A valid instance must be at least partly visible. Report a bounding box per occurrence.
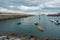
[37,25,44,31]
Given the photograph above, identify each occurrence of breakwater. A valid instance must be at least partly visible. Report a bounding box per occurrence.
[0,12,33,20]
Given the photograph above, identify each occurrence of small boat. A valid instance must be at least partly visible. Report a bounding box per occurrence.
[54,20,60,25]
[37,25,44,31]
[49,18,56,22]
[34,22,39,25]
[17,22,21,25]
[34,15,40,25]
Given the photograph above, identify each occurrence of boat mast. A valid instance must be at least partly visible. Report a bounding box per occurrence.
[39,14,40,20]
[38,13,40,23]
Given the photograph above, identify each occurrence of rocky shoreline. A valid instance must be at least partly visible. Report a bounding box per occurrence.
[0,33,59,40]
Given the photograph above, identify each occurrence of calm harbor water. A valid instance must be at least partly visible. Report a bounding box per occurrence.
[0,15,60,38]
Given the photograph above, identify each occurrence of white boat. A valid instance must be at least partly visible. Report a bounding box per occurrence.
[49,18,60,25]
[49,19,57,22]
[34,15,40,25]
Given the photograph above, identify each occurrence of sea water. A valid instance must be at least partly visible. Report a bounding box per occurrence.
[0,15,60,38]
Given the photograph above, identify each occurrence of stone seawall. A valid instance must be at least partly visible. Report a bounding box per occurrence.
[0,12,34,20]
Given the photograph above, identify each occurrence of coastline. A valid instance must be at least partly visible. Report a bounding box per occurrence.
[47,15,60,16]
[0,12,34,20]
[47,13,60,16]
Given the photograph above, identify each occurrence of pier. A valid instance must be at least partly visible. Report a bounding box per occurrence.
[0,12,34,20]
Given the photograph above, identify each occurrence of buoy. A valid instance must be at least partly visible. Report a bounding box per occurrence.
[37,25,44,31]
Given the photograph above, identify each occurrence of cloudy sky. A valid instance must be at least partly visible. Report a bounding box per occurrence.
[0,0,60,14]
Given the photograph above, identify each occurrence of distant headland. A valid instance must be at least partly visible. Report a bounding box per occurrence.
[47,13,60,16]
[0,12,34,20]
